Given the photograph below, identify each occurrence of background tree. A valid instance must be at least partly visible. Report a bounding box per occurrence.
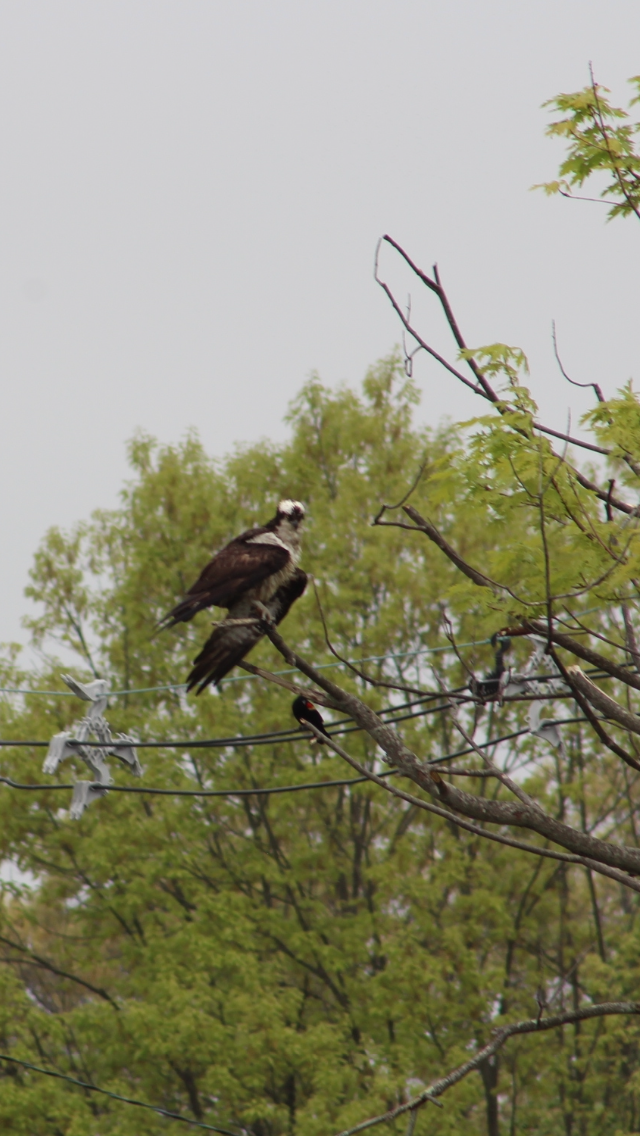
[0,69,640,1136]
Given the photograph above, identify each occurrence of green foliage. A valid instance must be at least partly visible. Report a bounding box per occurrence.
[534,73,640,220]
[2,349,640,1134]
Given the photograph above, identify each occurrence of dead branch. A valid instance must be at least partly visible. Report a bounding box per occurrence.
[552,320,604,403]
[376,234,638,516]
[397,508,501,591]
[518,620,640,694]
[549,648,640,773]
[335,1001,640,1136]
[257,621,640,877]
[302,720,640,890]
[567,666,640,737]
[238,662,341,709]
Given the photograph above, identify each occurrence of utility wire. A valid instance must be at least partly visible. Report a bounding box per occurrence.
[0,678,611,752]
[0,1052,240,1134]
[0,698,461,751]
[0,595,632,699]
[0,721,596,800]
[0,639,493,699]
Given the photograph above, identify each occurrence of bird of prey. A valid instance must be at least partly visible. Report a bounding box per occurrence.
[187,568,308,692]
[160,499,307,690]
[292,695,330,741]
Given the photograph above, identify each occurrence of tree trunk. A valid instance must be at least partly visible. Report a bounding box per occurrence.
[479,1055,500,1136]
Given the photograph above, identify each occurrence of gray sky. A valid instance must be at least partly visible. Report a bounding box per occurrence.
[0,0,638,649]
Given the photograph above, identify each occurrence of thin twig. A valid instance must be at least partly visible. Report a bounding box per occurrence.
[372,452,431,524]
[552,320,604,402]
[376,234,637,514]
[590,63,640,223]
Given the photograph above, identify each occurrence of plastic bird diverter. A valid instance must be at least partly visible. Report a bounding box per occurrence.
[43,675,141,818]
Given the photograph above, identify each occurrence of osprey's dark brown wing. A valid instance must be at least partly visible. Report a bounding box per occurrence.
[186,569,308,692]
[161,534,290,628]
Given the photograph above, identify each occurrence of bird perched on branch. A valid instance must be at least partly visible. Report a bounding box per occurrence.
[160,499,307,689]
[187,568,308,692]
[292,696,330,741]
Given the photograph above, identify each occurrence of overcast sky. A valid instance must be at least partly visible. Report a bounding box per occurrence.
[0,0,638,650]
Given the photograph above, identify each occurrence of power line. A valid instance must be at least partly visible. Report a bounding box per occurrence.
[0,669,616,756]
[0,682,604,753]
[0,771,398,797]
[0,595,632,699]
[0,639,493,699]
[0,1052,240,1134]
[0,697,461,751]
[0,721,595,800]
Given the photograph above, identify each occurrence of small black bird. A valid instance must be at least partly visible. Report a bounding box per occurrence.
[292,696,330,742]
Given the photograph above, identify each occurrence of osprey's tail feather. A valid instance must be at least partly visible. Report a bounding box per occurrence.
[186,569,308,693]
[187,623,262,692]
[158,593,211,631]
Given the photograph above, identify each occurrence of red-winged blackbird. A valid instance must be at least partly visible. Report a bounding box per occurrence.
[292,695,330,742]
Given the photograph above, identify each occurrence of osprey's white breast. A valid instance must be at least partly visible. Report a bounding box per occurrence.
[246,522,302,601]
[247,532,290,552]
[248,524,301,563]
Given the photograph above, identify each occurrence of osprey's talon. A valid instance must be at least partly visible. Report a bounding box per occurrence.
[252,601,275,627]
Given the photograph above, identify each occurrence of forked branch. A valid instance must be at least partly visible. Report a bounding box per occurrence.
[376,234,638,515]
[258,621,640,877]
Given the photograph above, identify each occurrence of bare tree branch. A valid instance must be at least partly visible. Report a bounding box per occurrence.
[377,234,639,515]
[335,1002,640,1136]
[567,665,640,737]
[550,648,640,773]
[552,320,604,403]
[516,619,640,694]
[400,507,501,591]
[238,661,341,709]
[257,621,640,877]
[380,235,499,401]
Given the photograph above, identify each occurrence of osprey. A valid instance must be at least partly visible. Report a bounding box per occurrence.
[187,568,308,692]
[161,499,307,688]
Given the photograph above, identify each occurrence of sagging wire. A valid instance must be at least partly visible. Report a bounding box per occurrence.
[0,597,633,702]
[0,639,494,699]
[0,1052,240,1134]
[0,719,601,800]
[0,692,581,752]
[0,638,626,814]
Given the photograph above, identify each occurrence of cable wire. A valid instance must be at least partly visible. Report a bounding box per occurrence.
[0,639,493,699]
[0,1053,240,1134]
[1,598,633,701]
[0,721,596,800]
[0,683,603,752]
[0,697,460,751]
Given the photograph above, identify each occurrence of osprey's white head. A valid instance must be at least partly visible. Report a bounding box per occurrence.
[276,499,305,529]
